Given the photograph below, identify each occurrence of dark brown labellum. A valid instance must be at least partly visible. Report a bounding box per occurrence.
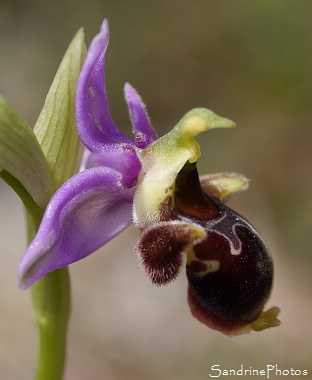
[175,162,273,335]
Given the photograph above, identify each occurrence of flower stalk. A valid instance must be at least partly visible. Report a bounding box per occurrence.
[24,213,70,380]
[31,269,70,380]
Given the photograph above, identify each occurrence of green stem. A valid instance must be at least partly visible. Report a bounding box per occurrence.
[31,269,70,380]
[27,214,71,380]
[1,160,71,380]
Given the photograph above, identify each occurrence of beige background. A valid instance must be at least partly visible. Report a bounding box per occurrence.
[1,1,312,379]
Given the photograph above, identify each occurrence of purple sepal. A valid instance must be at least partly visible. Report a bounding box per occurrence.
[76,19,133,152]
[83,148,141,188]
[18,166,134,289]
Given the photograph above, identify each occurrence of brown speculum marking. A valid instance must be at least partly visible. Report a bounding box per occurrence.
[174,162,273,334]
[136,161,274,335]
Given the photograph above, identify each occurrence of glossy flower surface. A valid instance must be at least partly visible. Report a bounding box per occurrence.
[18,19,280,335]
[133,111,280,335]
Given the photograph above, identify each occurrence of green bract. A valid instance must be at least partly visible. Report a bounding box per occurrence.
[34,28,86,191]
[0,96,53,209]
[0,28,86,227]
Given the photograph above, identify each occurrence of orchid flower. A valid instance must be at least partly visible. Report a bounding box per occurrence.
[18,19,280,336]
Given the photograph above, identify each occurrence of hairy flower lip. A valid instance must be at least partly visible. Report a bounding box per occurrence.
[188,289,281,336]
[174,163,274,335]
[136,160,276,335]
[135,220,206,286]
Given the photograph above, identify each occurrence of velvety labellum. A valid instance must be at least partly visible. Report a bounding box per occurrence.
[136,220,206,286]
[175,162,273,334]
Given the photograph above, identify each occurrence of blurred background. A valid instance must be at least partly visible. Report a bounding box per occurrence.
[0,0,312,379]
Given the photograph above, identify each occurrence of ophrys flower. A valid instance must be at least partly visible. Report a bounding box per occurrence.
[18,19,280,335]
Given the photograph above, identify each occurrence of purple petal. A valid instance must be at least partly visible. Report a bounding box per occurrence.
[124,82,157,148]
[82,147,141,188]
[76,19,133,152]
[18,166,135,289]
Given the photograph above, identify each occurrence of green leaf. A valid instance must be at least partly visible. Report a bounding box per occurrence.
[0,96,53,209]
[33,28,86,191]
